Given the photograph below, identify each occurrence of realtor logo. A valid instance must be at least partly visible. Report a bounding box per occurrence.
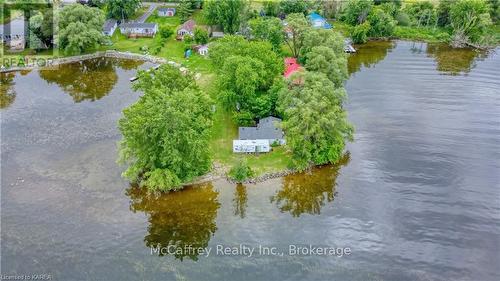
[1,0,57,61]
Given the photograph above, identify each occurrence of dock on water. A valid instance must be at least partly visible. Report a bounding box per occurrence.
[344,39,356,53]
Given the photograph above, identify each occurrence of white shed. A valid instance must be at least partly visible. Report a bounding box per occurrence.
[233,140,270,153]
[198,44,208,56]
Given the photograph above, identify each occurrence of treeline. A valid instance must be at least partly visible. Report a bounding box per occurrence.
[340,0,497,48]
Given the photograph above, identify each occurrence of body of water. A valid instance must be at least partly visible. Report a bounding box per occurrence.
[1,41,499,280]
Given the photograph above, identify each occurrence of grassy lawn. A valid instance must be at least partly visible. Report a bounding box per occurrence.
[146,13,181,27]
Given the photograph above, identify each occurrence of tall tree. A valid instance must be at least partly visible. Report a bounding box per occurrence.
[305,46,348,88]
[106,0,141,20]
[248,17,285,52]
[279,0,309,15]
[204,0,248,34]
[299,28,345,62]
[283,13,309,58]
[177,0,193,23]
[58,4,104,55]
[343,0,373,25]
[118,65,213,192]
[277,72,353,171]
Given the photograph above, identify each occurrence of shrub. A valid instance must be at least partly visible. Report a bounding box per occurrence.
[194,27,209,44]
[395,12,411,26]
[351,21,370,43]
[450,0,492,44]
[367,8,396,37]
[159,25,174,39]
[404,1,437,26]
[343,0,373,25]
[228,159,254,183]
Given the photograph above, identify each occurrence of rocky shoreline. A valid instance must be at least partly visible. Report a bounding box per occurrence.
[0,50,179,73]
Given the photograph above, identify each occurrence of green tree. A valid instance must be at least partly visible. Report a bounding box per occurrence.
[118,65,213,192]
[343,0,373,25]
[58,4,104,55]
[177,0,193,23]
[450,0,492,45]
[263,0,280,16]
[228,159,254,183]
[204,0,248,34]
[194,27,209,44]
[248,17,284,52]
[404,1,437,26]
[351,21,371,43]
[159,25,174,39]
[437,0,454,27]
[106,0,141,20]
[283,13,310,57]
[279,0,309,15]
[305,46,348,87]
[277,72,353,171]
[299,28,345,63]
[367,7,396,37]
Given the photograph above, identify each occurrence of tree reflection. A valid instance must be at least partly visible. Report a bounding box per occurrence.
[426,43,487,75]
[38,58,142,103]
[348,41,395,75]
[270,154,350,217]
[126,183,220,261]
[0,72,16,109]
[233,184,248,218]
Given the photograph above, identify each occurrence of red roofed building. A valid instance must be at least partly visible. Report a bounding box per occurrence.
[284,57,302,78]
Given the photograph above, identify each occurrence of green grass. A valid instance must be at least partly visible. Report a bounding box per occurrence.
[146,13,181,27]
[192,9,209,26]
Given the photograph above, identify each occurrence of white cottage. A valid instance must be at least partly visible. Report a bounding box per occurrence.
[198,44,208,56]
[120,22,158,38]
[233,140,270,153]
[158,7,176,17]
[102,19,118,36]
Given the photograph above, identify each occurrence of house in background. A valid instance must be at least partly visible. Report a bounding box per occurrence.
[119,22,158,38]
[233,117,285,153]
[102,19,118,36]
[158,7,176,17]
[284,57,302,78]
[308,12,332,29]
[177,19,195,40]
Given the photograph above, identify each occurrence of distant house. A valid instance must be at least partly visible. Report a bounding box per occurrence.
[284,57,302,78]
[102,19,118,36]
[308,12,332,29]
[158,7,176,17]
[177,19,195,40]
[233,117,285,153]
[119,22,158,38]
[211,31,224,38]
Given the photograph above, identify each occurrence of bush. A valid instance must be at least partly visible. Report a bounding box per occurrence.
[343,0,373,25]
[450,0,492,44]
[404,1,437,26]
[351,21,370,43]
[233,111,255,126]
[159,25,174,39]
[395,11,411,26]
[228,159,254,183]
[194,27,209,44]
[367,8,396,37]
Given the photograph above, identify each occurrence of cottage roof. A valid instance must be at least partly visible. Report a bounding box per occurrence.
[120,22,158,29]
[284,57,301,78]
[179,19,196,32]
[103,19,117,33]
[239,117,284,140]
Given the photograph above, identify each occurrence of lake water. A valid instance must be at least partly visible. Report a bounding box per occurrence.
[1,42,499,280]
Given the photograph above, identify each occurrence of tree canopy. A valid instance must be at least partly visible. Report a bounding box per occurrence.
[106,0,141,20]
[283,13,309,58]
[118,65,213,192]
[58,4,104,55]
[277,72,353,170]
[305,46,348,88]
[249,17,285,52]
[204,0,248,34]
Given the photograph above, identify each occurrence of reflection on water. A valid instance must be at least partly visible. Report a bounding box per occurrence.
[38,58,143,103]
[126,183,220,261]
[348,41,395,75]
[270,154,350,217]
[426,43,487,75]
[0,70,30,109]
[233,184,248,218]
[0,72,16,108]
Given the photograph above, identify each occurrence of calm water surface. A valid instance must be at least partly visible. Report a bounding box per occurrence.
[1,42,499,280]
